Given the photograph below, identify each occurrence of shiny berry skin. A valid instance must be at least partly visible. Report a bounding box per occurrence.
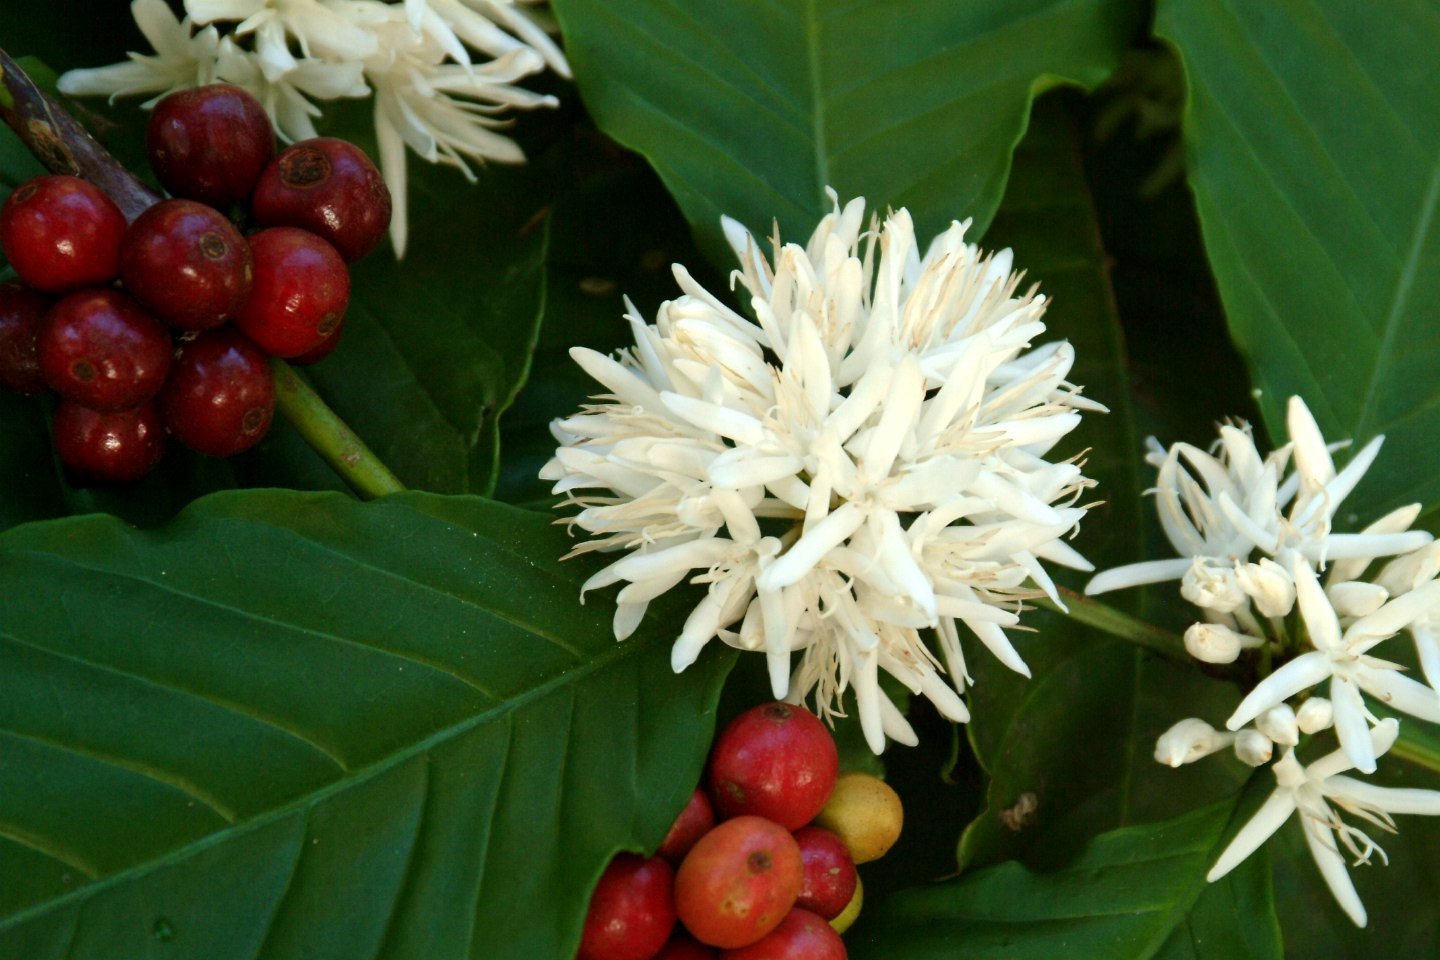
[719,909,846,960]
[251,137,392,261]
[578,854,676,960]
[708,703,839,831]
[53,400,165,483]
[654,933,717,959]
[120,199,252,331]
[0,282,51,394]
[675,817,804,949]
[659,789,716,863]
[146,84,275,207]
[235,227,349,358]
[159,328,275,457]
[288,314,345,366]
[791,827,857,921]
[39,289,171,410]
[0,175,125,292]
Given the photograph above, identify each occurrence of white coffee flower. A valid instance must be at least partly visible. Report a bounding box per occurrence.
[56,0,223,105]
[546,192,1102,753]
[1154,717,1233,767]
[1228,560,1440,773]
[1085,398,1427,603]
[1295,696,1334,734]
[1208,720,1440,927]
[1183,621,1260,664]
[57,0,568,256]
[1233,728,1273,767]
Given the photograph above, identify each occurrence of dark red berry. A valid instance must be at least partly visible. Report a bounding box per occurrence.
[288,314,345,366]
[159,328,275,457]
[579,854,676,960]
[791,827,857,921]
[53,400,165,483]
[0,175,125,292]
[39,289,171,410]
[120,199,252,331]
[718,908,846,960]
[147,84,275,207]
[0,281,52,394]
[252,137,392,261]
[235,227,349,358]
[659,789,716,863]
[708,703,839,830]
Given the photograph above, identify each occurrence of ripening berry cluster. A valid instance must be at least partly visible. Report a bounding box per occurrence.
[0,84,391,484]
[578,703,905,960]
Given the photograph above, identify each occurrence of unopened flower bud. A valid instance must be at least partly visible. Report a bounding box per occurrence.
[1154,717,1233,767]
[1234,728,1274,767]
[1256,703,1299,747]
[1327,580,1389,618]
[1296,697,1334,734]
[1181,560,1247,613]
[1377,543,1440,596]
[1236,559,1295,617]
[1184,622,1258,664]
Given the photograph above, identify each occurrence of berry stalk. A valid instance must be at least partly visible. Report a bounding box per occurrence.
[270,358,403,499]
[0,48,156,221]
[0,48,404,498]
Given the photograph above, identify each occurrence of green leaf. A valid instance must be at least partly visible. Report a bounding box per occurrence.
[849,801,1283,959]
[1157,0,1440,518]
[957,101,1244,870]
[550,0,1143,261]
[0,491,733,958]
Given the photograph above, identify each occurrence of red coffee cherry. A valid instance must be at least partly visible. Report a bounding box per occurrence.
[718,908,846,960]
[578,854,677,960]
[53,400,165,484]
[120,199,252,331]
[251,137,392,261]
[288,314,345,366]
[674,817,804,949]
[147,84,275,207]
[235,227,349,358]
[0,175,126,292]
[708,703,839,831]
[159,328,275,457]
[0,281,52,394]
[39,289,171,410]
[791,827,857,921]
[658,789,716,863]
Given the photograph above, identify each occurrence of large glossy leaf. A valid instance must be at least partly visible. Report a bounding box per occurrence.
[850,801,1283,959]
[1158,0,1440,518]
[551,0,1143,259]
[0,491,733,958]
[957,102,1244,870]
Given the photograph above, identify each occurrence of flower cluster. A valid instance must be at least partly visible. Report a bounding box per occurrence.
[544,191,1103,755]
[57,0,570,256]
[1089,398,1440,926]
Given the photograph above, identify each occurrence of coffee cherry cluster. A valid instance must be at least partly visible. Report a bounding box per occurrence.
[0,84,391,483]
[578,703,905,960]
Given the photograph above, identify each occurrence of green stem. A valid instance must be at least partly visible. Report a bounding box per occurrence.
[271,359,405,499]
[1035,587,1188,663]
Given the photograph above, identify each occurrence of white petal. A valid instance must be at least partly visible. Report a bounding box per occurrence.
[1353,666,1440,723]
[1330,676,1377,774]
[1300,815,1367,927]
[758,502,865,591]
[1325,776,1440,816]
[1227,651,1332,730]
[1207,789,1297,881]
[1287,396,1336,488]
[1293,561,1343,651]
[1084,558,1193,595]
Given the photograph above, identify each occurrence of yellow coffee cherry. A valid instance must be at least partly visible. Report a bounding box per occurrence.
[829,875,864,935]
[814,771,903,864]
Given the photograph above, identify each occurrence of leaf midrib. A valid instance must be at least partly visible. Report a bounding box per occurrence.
[1352,149,1440,445]
[0,534,686,935]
